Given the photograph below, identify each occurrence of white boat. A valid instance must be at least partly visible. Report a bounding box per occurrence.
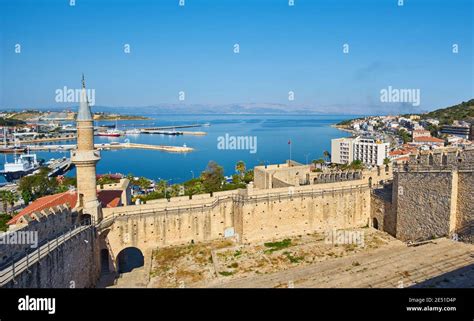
[0,153,43,181]
[97,129,123,137]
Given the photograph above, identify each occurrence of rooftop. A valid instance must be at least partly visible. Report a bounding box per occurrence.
[7,188,124,225]
[413,136,444,143]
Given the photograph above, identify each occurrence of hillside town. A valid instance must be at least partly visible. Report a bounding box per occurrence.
[332,102,474,167]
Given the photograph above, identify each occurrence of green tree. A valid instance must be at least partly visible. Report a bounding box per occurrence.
[397,129,412,144]
[97,174,120,186]
[0,191,11,214]
[312,158,325,169]
[323,151,331,162]
[190,181,204,196]
[0,213,10,232]
[6,191,18,215]
[243,169,254,184]
[349,160,364,170]
[383,157,391,166]
[18,168,58,204]
[235,161,246,177]
[200,161,224,193]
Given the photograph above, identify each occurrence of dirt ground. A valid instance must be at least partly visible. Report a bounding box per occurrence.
[147,227,417,288]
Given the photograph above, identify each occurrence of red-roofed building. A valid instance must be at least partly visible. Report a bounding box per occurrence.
[97,190,123,208]
[8,191,78,225]
[412,129,431,139]
[7,182,130,226]
[389,145,418,162]
[411,136,444,147]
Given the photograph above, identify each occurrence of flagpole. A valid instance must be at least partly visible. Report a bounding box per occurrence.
[288,139,292,165]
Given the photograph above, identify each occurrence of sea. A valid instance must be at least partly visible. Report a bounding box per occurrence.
[0,114,355,184]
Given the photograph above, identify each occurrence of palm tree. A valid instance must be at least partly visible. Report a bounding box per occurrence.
[312,158,325,168]
[0,190,17,215]
[235,161,246,177]
[0,191,8,214]
[323,151,331,162]
[6,191,19,215]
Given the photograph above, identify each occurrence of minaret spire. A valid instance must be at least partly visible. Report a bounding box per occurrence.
[77,74,92,121]
[72,74,102,222]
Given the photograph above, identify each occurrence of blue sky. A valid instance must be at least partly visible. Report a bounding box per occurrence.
[0,0,472,113]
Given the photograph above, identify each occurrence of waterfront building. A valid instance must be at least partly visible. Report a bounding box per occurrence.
[441,122,471,139]
[331,136,389,166]
[331,137,354,164]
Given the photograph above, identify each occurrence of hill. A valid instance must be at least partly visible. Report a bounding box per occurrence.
[0,117,26,126]
[421,99,474,125]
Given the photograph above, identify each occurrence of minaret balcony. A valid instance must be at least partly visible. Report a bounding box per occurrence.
[71,150,101,164]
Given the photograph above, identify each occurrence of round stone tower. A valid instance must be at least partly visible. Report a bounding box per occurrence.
[71,75,102,222]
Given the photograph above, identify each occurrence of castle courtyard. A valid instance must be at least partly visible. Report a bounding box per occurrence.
[107,228,474,289]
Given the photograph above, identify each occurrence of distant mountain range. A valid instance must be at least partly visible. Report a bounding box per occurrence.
[3,100,473,117]
[93,103,330,115]
[71,102,429,116]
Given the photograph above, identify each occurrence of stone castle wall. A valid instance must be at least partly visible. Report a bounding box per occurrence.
[101,180,371,272]
[394,171,455,241]
[0,205,78,267]
[370,186,396,237]
[2,226,100,288]
[394,147,473,242]
[241,186,370,243]
[456,171,474,242]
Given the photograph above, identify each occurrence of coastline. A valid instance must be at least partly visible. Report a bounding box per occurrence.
[330,124,357,135]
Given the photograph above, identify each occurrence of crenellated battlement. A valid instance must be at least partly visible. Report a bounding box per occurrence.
[406,147,474,168]
[0,204,78,267]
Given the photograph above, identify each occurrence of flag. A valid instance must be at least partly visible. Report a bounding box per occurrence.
[288,140,291,145]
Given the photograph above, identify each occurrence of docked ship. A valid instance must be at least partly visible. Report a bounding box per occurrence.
[0,146,27,154]
[0,153,43,182]
[96,129,123,137]
[0,128,27,153]
[141,129,183,135]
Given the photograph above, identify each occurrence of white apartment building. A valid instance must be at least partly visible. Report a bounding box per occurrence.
[331,136,389,166]
[331,137,353,164]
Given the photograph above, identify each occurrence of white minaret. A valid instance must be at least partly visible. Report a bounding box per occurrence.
[71,75,102,222]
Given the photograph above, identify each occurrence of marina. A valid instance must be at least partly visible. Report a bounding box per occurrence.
[0,114,353,184]
[46,157,75,177]
[25,142,194,153]
[140,123,209,131]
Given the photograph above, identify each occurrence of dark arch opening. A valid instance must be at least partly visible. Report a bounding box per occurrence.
[368,177,373,188]
[373,218,379,230]
[80,214,92,225]
[100,249,110,273]
[117,247,144,273]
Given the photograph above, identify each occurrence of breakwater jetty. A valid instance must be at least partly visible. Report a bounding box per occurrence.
[26,142,194,153]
